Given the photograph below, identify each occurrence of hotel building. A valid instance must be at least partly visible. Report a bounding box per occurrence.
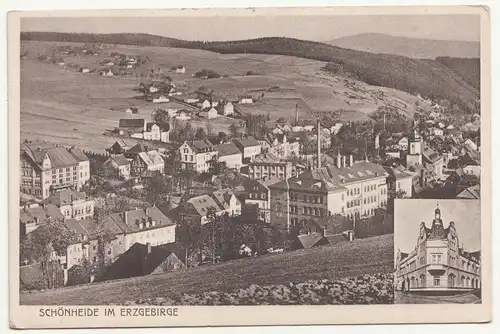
[395,205,481,293]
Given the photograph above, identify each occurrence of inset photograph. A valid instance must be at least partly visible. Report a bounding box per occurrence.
[394,199,481,304]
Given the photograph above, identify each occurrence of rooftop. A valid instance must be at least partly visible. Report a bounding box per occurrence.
[216,143,241,157]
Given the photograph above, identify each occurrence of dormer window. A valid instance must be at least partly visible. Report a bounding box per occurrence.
[139,222,144,229]
[152,220,156,227]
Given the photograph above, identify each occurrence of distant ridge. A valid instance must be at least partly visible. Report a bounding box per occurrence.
[325,33,480,59]
[21,32,480,112]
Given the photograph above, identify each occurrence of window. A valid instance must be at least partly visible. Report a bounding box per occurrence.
[433,276,440,286]
[431,254,442,264]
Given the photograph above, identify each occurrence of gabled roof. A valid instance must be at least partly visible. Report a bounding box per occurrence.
[68,148,89,162]
[43,189,89,207]
[101,242,185,281]
[216,143,241,157]
[19,204,64,226]
[186,139,215,153]
[294,233,328,249]
[250,153,283,165]
[126,143,150,155]
[111,154,130,166]
[422,145,442,164]
[119,118,146,128]
[103,207,175,235]
[137,150,164,166]
[233,136,260,148]
[456,184,480,199]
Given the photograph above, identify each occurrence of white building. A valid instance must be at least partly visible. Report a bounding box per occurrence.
[216,143,243,170]
[179,140,218,173]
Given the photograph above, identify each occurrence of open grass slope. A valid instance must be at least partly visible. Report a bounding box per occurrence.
[21,32,480,111]
[20,234,393,305]
[20,40,432,150]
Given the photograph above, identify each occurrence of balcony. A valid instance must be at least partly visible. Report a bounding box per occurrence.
[427,263,446,274]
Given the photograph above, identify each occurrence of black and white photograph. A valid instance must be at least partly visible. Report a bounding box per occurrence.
[8,5,491,328]
[394,199,481,304]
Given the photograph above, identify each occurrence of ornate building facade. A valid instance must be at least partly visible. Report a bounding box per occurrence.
[395,205,481,293]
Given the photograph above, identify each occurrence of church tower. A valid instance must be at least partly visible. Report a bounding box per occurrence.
[406,119,423,167]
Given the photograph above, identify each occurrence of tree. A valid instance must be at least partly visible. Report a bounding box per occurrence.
[317,214,352,235]
[176,213,203,268]
[194,127,207,140]
[208,156,228,176]
[20,218,77,289]
[144,171,169,206]
[229,123,239,139]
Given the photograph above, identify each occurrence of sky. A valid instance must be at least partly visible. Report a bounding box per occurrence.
[21,15,480,42]
[394,199,481,261]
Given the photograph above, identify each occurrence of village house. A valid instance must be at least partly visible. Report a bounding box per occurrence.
[117,119,147,136]
[125,107,139,114]
[395,205,481,293]
[384,166,414,198]
[175,65,186,74]
[131,150,165,177]
[256,133,300,160]
[43,189,95,221]
[178,139,218,173]
[247,153,293,180]
[152,95,169,103]
[108,140,131,155]
[19,203,65,236]
[269,157,389,231]
[422,145,444,180]
[63,207,176,273]
[100,154,131,179]
[79,68,90,74]
[175,110,192,121]
[216,143,243,170]
[238,95,253,104]
[20,142,90,199]
[100,69,114,77]
[176,188,242,225]
[100,242,185,281]
[464,138,478,152]
[232,136,262,162]
[123,143,150,160]
[199,107,218,119]
[456,184,480,199]
[218,100,234,116]
[183,94,200,104]
[398,137,409,151]
[241,176,281,223]
[132,122,171,143]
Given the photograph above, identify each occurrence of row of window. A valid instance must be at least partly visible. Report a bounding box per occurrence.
[248,193,266,200]
[364,184,377,193]
[346,199,360,208]
[290,193,324,204]
[289,205,324,217]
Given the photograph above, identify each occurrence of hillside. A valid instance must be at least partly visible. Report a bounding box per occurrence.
[21,32,480,112]
[435,56,480,90]
[325,33,480,59]
[20,234,393,305]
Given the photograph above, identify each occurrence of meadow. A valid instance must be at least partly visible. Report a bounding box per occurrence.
[21,40,431,151]
[20,234,393,305]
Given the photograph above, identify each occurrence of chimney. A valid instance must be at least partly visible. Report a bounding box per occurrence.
[124,211,128,224]
[342,156,346,168]
[337,152,341,169]
[420,168,425,187]
[322,228,327,237]
[316,119,321,169]
[349,154,353,167]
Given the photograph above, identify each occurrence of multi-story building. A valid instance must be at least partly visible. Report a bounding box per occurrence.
[131,150,165,177]
[63,207,176,270]
[256,133,300,160]
[269,158,389,231]
[216,143,243,170]
[395,205,481,292]
[43,189,95,221]
[247,153,292,180]
[19,203,65,236]
[241,176,281,223]
[20,142,90,199]
[232,136,262,162]
[179,139,218,173]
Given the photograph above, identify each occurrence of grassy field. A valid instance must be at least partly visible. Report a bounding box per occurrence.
[20,40,434,151]
[20,234,393,305]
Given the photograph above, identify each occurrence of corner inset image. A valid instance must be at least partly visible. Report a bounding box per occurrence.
[394,199,481,304]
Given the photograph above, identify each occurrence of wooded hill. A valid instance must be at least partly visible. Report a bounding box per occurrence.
[21,32,480,112]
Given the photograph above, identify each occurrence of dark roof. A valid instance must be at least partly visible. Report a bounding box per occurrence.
[251,153,284,165]
[456,185,480,199]
[293,233,328,249]
[216,143,241,157]
[324,233,349,246]
[109,154,130,166]
[126,143,150,155]
[101,242,185,280]
[103,207,175,234]
[187,139,215,153]
[233,136,260,148]
[19,204,64,227]
[270,161,388,192]
[119,118,146,128]
[43,189,89,207]
[22,143,85,169]
[68,148,89,162]
[422,145,442,164]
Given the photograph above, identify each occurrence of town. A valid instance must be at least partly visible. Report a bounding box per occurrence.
[19,40,481,294]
